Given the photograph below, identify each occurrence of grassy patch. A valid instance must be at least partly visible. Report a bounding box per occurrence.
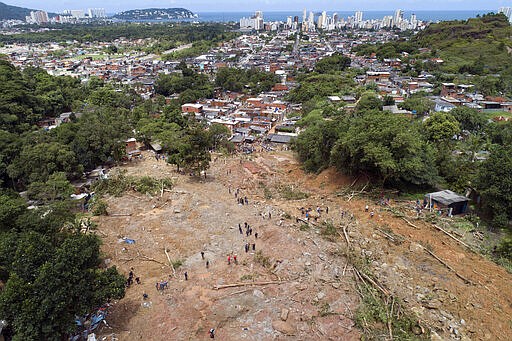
[299,223,310,231]
[482,111,512,120]
[279,185,309,200]
[264,187,273,199]
[254,250,271,269]
[89,197,108,216]
[318,301,333,317]
[240,274,258,281]
[451,218,476,231]
[171,259,183,270]
[320,221,338,241]
[386,207,405,218]
[92,170,173,197]
[355,284,428,340]
[258,181,273,199]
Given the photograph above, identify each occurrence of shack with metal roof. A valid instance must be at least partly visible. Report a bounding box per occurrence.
[424,190,469,215]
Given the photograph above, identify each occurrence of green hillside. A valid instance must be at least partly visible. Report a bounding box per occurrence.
[0,1,56,20]
[414,13,512,74]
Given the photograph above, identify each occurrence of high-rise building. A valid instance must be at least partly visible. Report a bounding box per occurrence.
[333,12,339,24]
[393,9,404,27]
[382,15,393,28]
[303,8,307,23]
[88,8,106,18]
[410,13,418,29]
[287,16,293,28]
[240,11,264,30]
[355,11,363,23]
[65,10,85,19]
[499,7,512,22]
[321,11,327,29]
[29,11,49,24]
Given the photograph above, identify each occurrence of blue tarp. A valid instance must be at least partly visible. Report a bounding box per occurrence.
[90,312,105,330]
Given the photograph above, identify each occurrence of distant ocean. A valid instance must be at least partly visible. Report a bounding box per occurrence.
[192,10,494,23]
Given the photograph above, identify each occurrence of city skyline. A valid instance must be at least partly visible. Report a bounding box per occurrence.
[2,0,509,13]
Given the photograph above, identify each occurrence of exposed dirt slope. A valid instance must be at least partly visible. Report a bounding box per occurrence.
[94,151,512,340]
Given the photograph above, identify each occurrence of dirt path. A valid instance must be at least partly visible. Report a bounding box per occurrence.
[94,151,512,340]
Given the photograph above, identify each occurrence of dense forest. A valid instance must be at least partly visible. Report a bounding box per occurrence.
[0,22,237,44]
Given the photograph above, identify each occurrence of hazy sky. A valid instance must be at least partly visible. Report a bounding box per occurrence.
[3,0,509,13]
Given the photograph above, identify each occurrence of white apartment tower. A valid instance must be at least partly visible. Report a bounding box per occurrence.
[68,10,85,19]
[382,15,393,28]
[29,10,49,24]
[333,12,339,24]
[286,16,293,28]
[393,9,404,26]
[355,11,363,23]
[499,7,512,22]
[240,11,264,30]
[88,8,106,18]
[410,13,418,29]
[321,11,327,28]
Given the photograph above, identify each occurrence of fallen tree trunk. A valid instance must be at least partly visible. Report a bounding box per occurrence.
[340,225,350,246]
[296,217,318,227]
[402,217,419,229]
[213,281,285,290]
[164,248,177,277]
[353,267,390,296]
[421,246,474,285]
[137,250,170,268]
[433,224,472,250]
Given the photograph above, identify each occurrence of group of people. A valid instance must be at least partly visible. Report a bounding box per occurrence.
[154,153,166,161]
[155,280,169,291]
[299,205,329,221]
[230,187,250,206]
[364,204,375,218]
[126,268,140,287]
[239,222,258,254]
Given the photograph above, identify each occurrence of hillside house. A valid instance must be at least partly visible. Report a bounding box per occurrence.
[425,190,469,215]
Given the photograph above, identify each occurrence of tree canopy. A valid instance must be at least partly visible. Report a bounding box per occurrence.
[215,67,279,95]
[314,53,351,74]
